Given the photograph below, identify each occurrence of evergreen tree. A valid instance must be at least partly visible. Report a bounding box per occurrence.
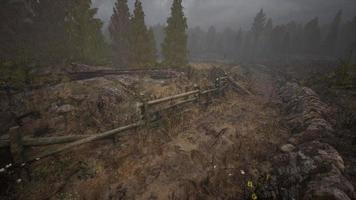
[162,0,188,67]
[206,26,217,53]
[65,0,108,64]
[109,0,131,67]
[235,29,243,60]
[147,28,158,64]
[251,9,266,40]
[323,10,342,56]
[34,0,107,64]
[250,9,266,60]
[263,18,273,57]
[129,0,156,67]
[0,0,35,64]
[303,17,321,54]
[34,0,72,63]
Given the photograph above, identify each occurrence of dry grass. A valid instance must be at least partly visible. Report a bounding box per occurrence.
[12,64,290,200]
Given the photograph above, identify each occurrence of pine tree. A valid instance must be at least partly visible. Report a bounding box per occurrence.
[323,10,342,56]
[65,0,108,64]
[304,17,321,54]
[162,0,188,67]
[250,9,266,60]
[109,0,131,67]
[34,0,107,64]
[251,9,266,40]
[34,0,71,64]
[235,29,243,60]
[129,0,156,67]
[206,26,217,53]
[147,28,158,65]
[0,0,35,64]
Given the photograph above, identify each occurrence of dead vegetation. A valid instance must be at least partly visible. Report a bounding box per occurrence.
[1,63,291,200]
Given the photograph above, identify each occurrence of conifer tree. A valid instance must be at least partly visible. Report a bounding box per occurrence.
[65,0,108,64]
[323,10,342,56]
[129,0,156,67]
[0,0,35,64]
[162,0,188,67]
[109,0,131,67]
[250,9,266,60]
[34,0,107,64]
[304,17,321,54]
[34,0,71,63]
[251,9,266,40]
[235,29,243,59]
[147,28,158,64]
[206,26,217,53]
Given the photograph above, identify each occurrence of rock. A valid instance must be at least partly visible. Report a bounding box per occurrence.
[70,94,87,102]
[280,144,296,153]
[276,82,355,200]
[303,187,351,200]
[56,104,76,114]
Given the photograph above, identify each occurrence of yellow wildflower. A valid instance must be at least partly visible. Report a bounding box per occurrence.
[251,193,258,200]
[247,181,254,188]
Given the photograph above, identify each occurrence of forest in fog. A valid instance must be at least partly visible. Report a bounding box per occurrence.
[158,9,356,62]
[1,0,356,69]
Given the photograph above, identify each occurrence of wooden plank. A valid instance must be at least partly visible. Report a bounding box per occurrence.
[158,97,197,111]
[27,122,143,162]
[0,135,90,148]
[147,90,199,105]
[24,135,89,146]
[201,88,219,95]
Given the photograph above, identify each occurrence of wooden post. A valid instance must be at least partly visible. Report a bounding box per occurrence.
[9,126,25,164]
[194,84,201,104]
[139,95,150,124]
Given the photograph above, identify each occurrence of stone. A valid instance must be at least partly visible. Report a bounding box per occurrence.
[303,188,351,200]
[280,144,296,153]
[56,104,76,114]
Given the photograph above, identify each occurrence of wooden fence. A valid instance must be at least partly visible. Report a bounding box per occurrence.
[1,75,240,167]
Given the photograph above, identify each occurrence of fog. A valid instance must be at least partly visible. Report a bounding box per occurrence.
[93,0,356,30]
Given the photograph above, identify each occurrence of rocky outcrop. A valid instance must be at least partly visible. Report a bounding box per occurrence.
[271,82,355,200]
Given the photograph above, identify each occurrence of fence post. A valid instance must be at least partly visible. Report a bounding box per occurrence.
[215,77,222,96]
[139,94,150,124]
[9,126,25,164]
[194,84,201,103]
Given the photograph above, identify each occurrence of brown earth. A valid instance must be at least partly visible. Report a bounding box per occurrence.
[5,62,354,200]
[1,63,291,200]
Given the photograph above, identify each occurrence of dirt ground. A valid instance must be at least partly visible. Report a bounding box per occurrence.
[5,64,291,200]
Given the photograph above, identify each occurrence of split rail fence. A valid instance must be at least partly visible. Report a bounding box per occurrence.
[0,75,249,169]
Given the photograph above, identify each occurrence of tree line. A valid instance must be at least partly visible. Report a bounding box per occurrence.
[0,0,189,68]
[0,0,109,66]
[182,9,356,62]
[109,0,188,68]
[1,0,355,69]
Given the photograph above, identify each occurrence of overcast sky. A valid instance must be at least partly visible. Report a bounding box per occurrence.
[92,0,356,30]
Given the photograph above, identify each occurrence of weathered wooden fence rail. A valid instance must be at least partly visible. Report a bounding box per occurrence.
[1,75,244,167]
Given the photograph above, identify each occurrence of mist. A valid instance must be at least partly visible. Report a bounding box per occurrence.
[93,0,356,30]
